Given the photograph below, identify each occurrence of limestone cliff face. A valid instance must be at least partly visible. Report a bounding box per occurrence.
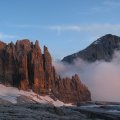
[0,40,91,103]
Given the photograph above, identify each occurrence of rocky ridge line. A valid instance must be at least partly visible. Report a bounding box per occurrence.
[0,40,91,103]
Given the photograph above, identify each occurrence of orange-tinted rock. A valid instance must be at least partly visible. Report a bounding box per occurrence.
[52,74,91,103]
[31,40,45,94]
[0,40,91,103]
[43,46,54,91]
[0,41,6,50]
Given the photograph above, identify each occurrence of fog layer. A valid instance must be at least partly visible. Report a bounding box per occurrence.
[54,51,120,102]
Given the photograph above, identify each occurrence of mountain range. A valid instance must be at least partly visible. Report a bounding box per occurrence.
[0,40,91,104]
[0,34,119,105]
[0,36,120,120]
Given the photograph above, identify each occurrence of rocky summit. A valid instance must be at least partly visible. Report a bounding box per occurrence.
[62,34,120,63]
[0,40,91,104]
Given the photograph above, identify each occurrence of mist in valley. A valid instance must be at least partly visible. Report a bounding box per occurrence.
[54,51,120,102]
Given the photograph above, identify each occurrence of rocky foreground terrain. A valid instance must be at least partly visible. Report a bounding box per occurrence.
[0,100,120,120]
[0,84,119,120]
[0,84,102,120]
[62,34,120,63]
[0,84,99,120]
[0,103,96,120]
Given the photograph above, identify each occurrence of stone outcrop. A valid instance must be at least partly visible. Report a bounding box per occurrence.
[0,40,91,103]
[62,34,120,63]
[52,74,90,103]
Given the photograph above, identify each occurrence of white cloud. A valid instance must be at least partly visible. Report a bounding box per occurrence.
[47,25,81,31]
[0,32,19,39]
[16,24,81,31]
[47,24,120,36]
[15,23,120,36]
[15,24,41,28]
[15,24,82,35]
[46,25,82,35]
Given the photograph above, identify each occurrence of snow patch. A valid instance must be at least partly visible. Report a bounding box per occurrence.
[0,84,73,107]
[93,39,101,45]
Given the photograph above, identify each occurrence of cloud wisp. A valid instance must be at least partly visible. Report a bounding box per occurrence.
[0,32,20,39]
[15,24,120,35]
[54,51,120,102]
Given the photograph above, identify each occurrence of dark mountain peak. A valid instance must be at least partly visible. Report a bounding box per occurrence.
[102,34,120,39]
[92,34,119,45]
[102,34,113,38]
[62,34,120,63]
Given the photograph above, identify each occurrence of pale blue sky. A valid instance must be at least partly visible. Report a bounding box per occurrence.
[0,0,120,59]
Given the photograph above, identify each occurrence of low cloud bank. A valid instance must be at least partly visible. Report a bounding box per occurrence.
[54,51,120,102]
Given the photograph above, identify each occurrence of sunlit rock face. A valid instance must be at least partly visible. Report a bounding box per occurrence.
[62,34,120,63]
[0,40,91,103]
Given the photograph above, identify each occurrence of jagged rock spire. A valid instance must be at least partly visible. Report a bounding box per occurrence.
[0,40,91,103]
